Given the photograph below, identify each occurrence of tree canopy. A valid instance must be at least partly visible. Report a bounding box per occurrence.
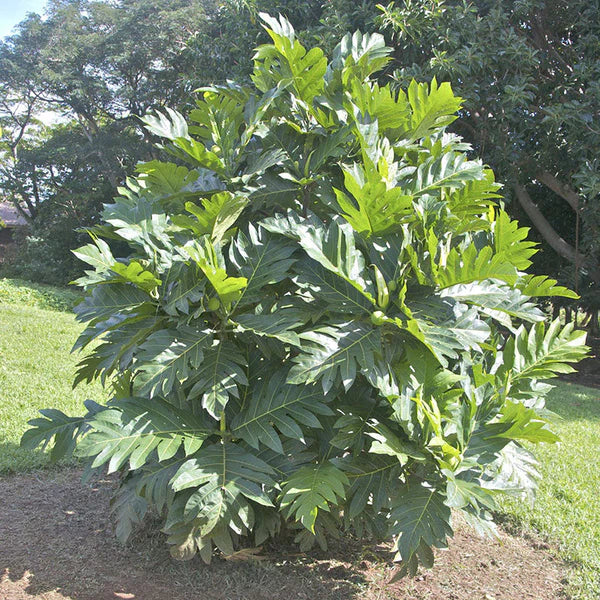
[1,0,598,318]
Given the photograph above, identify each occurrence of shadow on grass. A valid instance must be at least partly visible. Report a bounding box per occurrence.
[546,381,600,422]
[0,441,78,476]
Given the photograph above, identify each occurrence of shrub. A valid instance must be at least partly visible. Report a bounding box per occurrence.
[23,15,587,575]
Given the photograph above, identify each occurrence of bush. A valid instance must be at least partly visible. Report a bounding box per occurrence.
[23,15,587,575]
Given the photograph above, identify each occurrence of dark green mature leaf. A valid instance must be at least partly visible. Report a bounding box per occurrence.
[188,340,248,419]
[74,283,154,325]
[232,370,332,453]
[160,262,205,316]
[389,480,452,576]
[76,397,214,473]
[333,454,400,518]
[233,308,305,346]
[280,462,349,533]
[288,322,382,393]
[21,410,86,462]
[110,475,148,543]
[137,326,213,396]
[293,256,375,314]
[229,224,296,307]
[263,212,377,306]
[171,442,276,509]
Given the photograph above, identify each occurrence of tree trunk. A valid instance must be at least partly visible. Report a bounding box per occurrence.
[513,184,600,283]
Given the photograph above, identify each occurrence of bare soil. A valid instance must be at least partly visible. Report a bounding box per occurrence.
[0,469,568,600]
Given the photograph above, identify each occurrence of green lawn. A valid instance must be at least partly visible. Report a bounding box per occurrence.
[0,277,81,312]
[0,279,598,599]
[498,382,600,600]
[0,300,105,473]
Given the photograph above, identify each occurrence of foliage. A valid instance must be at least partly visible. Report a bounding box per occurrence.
[375,0,600,314]
[22,16,587,575]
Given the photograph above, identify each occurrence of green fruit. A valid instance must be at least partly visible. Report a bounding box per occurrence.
[207,297,220,311]
[370,310,386,326]
[388,280,397,292]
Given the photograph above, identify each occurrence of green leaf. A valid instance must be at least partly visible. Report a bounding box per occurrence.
[137,326,213,396]
[411,151,484,198]
[233,307,305,347]
[439,281,545,325]
[160,262,205,316]
[335,163,413,237]
[72,238,115,272]
[141,108,189,140]
[229,224,296,307]
[280,462,349,533]
[389,479,452,576]
[517,274,579,299]
[21,410,87,462]
[74,283,154,325]
[232,370,333,453]
[437,243,519,288]
[366,421,427,462]
[485,400,559,444]
[482,442,540,499]
[174,192,248,243]
[185,238,248,308]
[171,442,276,508]
[110,261,161,293]
[263,213,376,307]
[188,340,248,419]
[405,78,462,141]
[110,475,148,543]
[499,320,588,386]
[136,160,200,198]
[288,321,382,393]
[333,454,400,518]
[76,397,214,473]
[257,13,327,104]
[492,211,538,271]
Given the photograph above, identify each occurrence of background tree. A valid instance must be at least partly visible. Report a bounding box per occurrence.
[374,0,600,327]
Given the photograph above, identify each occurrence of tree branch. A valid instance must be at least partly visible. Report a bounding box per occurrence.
[536,171,580,211]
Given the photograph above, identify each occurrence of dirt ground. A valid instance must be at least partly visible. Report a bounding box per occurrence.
[0,469,568,600]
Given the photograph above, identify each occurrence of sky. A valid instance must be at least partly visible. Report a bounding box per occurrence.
[0,0,47,39]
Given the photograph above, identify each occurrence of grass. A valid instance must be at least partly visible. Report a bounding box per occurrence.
[0,298,105,473]
[0,277,81,312]
[499,381,600,600]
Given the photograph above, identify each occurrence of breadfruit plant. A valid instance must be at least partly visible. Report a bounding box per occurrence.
[23,14,587,576]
